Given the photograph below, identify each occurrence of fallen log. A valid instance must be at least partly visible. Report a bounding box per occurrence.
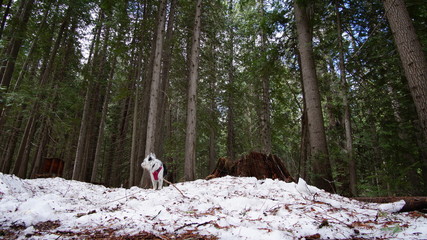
[354,196,427,212]
[206,151,295,183]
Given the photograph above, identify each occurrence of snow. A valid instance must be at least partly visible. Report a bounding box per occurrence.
[1,172,426,239]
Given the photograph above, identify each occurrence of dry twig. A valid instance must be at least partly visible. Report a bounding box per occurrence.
[164,179,188,198]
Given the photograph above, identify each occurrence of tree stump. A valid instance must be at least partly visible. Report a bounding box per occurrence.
[206,152,295,183]
[36,158,64,178]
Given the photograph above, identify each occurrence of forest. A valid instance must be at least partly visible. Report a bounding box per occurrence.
[0,0,426,197]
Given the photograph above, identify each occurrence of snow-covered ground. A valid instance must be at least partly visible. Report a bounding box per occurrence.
[0,173,426,239]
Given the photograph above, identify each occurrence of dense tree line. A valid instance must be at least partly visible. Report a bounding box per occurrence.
[0,0,426,197]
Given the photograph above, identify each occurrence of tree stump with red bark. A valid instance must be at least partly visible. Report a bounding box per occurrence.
[206,152,295,183]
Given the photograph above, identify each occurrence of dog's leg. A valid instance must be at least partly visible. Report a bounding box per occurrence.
[150,174,156,190]
[158,168,164,189]
[159,178,163,189]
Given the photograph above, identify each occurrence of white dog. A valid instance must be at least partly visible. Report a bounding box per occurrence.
[141,153,167,190]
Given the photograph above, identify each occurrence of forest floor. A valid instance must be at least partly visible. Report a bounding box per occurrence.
[0,173,426,239]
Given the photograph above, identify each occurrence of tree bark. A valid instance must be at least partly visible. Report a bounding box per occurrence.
[136,2,158,187]
[208,71,218,173]
[382,0,427,142]
[80,84,102,182]
[128,4,146,187]
[1,112,24,173]
[12,1,51,91]
[156,0,177,159]
[0,0,13,40]
[30,120,49,178]
[129,83,141,186]
[72,10,104,181]
[184,0,202,181]
[140,0,167,187]
[258,0,271,154]
[89,16,115,183]
[0,0,34,127]
[145,0,167,156]
[226,0,236,161]
[383,0,427,190]
[109,95,131,186]
[138,6,157,186]
[38,7,71,86]
[72,86,91,181]
[299,109,309,181]
[207,152,296,183]
[0,0,34,89]
[12,108,38,177]
[14,14,71,176]
[90,69,113,183]
[335,0,356,196]
[294,1,335,193]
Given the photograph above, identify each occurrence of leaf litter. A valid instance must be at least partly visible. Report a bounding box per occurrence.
[1,173,426,239]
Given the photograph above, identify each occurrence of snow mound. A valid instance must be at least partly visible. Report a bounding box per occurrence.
[0,172,426,239]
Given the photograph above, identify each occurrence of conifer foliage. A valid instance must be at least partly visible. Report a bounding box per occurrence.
[0,0,426,196]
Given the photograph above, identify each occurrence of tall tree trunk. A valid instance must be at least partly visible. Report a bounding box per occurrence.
[12,5,69,177]
[139,15,157,185]
[73,84,102,182]
[156,0,176,159]
[335,0,356,196]
[294,1,335,193]
[139,0,167,187]
[128,5,146,187]
[299,67,309,182]
[208,123,217,173]
[136,54,151,187]
[72,86,91,181]
[0,0,13,40]
[138,0,167,188]
[258,0,271,154]
[39,7,70,86]
[144,0,167,156]
[129,83,141,186]
[299,109,309,181]
[1,111,24,173]
[89,19,114,183]
[90,72,113,183]
[30,120,49,178]
[12,108,37,177]
[383,0,427,187]
[13,5,71,178]
[226,0,236,161]
[5,0,52,91]
[184,0,202,181]
[11,0,52,92]
[109,95,131,186]
[80,88,100,181]
[382,0,427,142]
[72,10,103,181]
[0,0,34,127]
[208,66,218,173]
[0,0,34,89]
